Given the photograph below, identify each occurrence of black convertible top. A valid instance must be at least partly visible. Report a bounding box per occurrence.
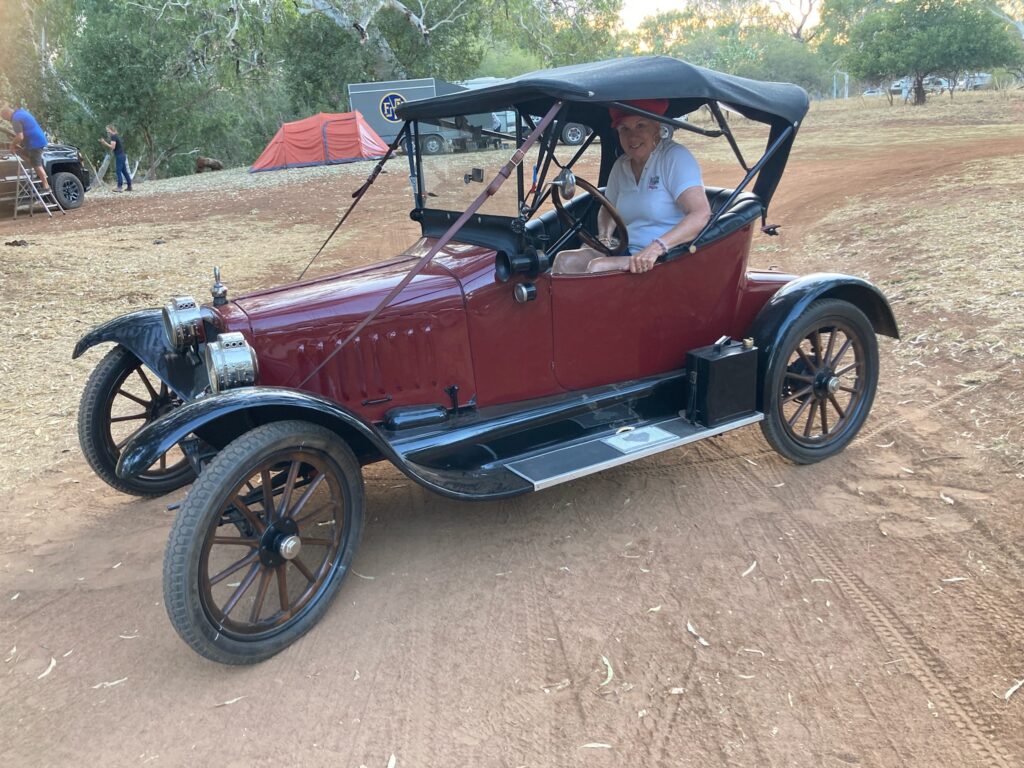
[398,55,808,131]
[397,56,809,208]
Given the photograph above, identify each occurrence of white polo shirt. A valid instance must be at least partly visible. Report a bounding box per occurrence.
[605,139,703,255]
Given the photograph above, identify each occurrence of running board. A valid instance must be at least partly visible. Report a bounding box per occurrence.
[505,412,763,491]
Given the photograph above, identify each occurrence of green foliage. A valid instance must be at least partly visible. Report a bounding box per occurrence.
[276,14,372,113]
[627,3,830,93]
[377,0,486,80]
[492,0,623,67]
[475,41,545,78]
[844,0,1021,103]
[9,0,1017,178]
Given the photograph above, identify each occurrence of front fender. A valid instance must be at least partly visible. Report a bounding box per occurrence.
[116,386,392,480]
[746,272,899,408]
[72,309,207,400]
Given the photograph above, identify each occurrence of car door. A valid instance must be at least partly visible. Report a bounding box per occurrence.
[549,233,749,391]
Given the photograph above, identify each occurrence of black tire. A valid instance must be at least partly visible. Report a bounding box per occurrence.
[163,420,364,664]
[561,123,586,145]
[77,345,195,496]
[51,171,85,209]
[420,134,445,155]
[760,299,879,464]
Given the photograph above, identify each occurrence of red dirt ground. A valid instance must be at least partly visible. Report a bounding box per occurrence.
[2,113,1023,767]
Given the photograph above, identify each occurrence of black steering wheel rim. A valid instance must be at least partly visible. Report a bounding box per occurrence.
[551,177,628,257]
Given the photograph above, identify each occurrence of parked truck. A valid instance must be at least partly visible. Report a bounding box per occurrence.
[348,78,497,155]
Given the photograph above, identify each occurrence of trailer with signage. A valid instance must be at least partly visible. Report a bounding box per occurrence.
[348,78,495,155]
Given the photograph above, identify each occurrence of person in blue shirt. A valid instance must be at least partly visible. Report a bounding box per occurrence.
[1,104,51,192]
[99,124,133,192]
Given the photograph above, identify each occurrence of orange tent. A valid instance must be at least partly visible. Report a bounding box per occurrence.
[250,111,388,172]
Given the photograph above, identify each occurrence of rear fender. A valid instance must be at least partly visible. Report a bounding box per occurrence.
[746,273,899,408]
[72,309,207,400]
[116,387,390,480]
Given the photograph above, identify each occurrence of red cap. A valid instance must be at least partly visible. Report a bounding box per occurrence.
[609,99,669,128]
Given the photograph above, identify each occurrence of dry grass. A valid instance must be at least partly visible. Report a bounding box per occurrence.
[799,152,1024,468]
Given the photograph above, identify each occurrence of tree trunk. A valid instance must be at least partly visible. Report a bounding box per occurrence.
[913,76,927,106]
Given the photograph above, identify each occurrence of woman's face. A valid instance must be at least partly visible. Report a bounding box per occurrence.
[616,115,661,165]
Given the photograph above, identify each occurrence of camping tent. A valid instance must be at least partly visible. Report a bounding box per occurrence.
[250,111,388,172]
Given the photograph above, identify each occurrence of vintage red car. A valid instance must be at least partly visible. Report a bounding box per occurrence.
[73,56,898,664]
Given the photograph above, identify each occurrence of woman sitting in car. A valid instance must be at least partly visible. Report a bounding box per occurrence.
[553,99,711,275]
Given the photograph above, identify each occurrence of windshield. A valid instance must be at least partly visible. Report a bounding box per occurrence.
[413,114,602,219]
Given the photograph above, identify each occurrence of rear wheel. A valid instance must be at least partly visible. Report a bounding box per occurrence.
[77,345,195,496]
[420,134,445,155]
[163,421,364,665]
[51,171,84,209]
[761,299,879,464]
[561,123,586,145]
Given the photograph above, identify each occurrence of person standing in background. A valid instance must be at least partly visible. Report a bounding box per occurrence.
[1,104,51,192]
[99,124,132,192]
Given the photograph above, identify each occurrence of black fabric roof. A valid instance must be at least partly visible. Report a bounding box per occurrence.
[396,56,809,133]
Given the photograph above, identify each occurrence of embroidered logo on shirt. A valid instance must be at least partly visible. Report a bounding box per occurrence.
[648,175,660,191]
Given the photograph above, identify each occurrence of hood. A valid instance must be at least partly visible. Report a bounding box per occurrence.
[229,240,495,336]
[44,143,81,157]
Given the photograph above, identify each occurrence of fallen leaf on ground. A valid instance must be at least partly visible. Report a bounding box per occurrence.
[37,657,56,679]
[686,621,710,647]
[92,677,127,689]
[1005,679,1024,701]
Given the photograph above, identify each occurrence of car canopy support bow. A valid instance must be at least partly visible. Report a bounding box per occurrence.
[296,101,565,390]
[297,122,411,281]
[687,123,795,252]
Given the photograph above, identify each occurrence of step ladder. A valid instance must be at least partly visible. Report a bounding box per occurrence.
[12,154,64,219]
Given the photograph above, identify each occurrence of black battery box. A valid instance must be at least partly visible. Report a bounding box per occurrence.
[684,338,759,427]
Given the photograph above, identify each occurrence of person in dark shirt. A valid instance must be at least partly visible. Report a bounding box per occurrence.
[1,104,51,192]
[99,124,132,191]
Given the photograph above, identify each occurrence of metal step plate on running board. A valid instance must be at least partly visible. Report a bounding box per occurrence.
[505,412,763,490]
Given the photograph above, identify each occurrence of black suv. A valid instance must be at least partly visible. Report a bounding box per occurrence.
[1,128,92,210]
[39,142,92,209]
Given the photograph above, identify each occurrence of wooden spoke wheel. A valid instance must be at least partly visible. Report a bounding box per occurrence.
[164,421,364,665]
[552,176,628,256]
[761,299,879,464]
[77,345,194,496]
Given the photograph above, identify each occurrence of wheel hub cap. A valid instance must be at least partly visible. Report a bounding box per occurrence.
[258,517,300,567]
[813,370,839,398]
[278,535,302,560]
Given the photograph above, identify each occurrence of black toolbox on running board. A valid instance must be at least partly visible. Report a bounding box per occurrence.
[684,338,758,427]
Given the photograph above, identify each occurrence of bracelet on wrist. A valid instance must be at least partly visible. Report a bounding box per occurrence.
[653,237,669,255]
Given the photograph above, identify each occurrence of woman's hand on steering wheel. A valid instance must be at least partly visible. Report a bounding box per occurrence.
[551,176,629,257]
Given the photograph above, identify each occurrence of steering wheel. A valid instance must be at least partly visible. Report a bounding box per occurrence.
[551,176,629,257]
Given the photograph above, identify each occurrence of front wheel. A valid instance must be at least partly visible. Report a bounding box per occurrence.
[77,345,195,496]
[51,171,85,209]
[760,299,879,464]
[163,421,365,664]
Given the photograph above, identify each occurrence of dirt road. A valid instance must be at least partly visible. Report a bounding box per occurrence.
[2,96,1023,767]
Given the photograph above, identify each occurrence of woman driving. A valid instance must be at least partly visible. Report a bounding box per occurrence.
[552,99,712,275]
